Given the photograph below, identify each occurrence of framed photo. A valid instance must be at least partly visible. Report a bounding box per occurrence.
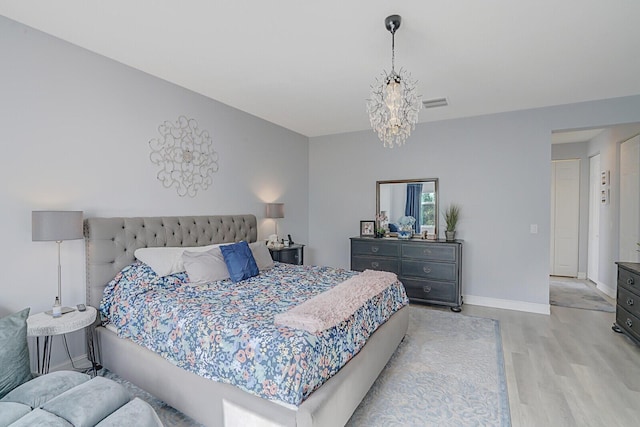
[360,220,375,237]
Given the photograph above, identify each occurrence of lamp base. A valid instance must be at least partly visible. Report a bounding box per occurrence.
[44,306,76,316]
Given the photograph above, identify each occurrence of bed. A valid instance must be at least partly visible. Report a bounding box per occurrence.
[85,215,409,427]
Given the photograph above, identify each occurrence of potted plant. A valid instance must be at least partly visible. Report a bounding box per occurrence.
[443,204,460,241]
[375,212,388,238]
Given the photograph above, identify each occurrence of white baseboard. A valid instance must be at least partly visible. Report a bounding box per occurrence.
[577,272,587,280]
[596,281,616,299]
[56,353,92,372]
[464,295,551,315]
[38,353,92,373]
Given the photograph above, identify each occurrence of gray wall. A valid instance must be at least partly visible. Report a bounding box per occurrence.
[309,96,640,310]
[0,16,309,367]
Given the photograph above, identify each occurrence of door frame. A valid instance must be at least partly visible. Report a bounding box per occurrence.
[587,153,600,284]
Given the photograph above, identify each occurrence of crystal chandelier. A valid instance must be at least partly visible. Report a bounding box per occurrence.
[367,15,422,148]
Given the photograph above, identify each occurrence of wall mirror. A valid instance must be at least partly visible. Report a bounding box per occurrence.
[376,178,439,236]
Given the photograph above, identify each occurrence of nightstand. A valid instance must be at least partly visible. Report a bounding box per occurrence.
[269,244,305,265]
[27,306,97,375]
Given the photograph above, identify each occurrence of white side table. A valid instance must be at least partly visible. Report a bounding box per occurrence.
[27,306,97,375]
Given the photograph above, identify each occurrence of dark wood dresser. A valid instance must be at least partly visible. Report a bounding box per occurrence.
[350,237,463,311]
[613,262,640,343]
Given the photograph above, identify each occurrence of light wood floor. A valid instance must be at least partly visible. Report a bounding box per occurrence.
[458,290,640,427]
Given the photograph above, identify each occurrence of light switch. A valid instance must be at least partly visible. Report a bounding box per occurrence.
[530,224,538,234]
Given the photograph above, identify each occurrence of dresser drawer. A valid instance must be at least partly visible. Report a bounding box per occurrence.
[351,240,399,258]
[617,286,640,319]
[618,267,640,296]
[402,278,456,304]
[402,244,457,262]
[401,260,457,281]
[351,256,400,274]
[616,305,640,343]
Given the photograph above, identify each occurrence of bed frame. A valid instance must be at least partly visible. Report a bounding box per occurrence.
[85,215,409,427]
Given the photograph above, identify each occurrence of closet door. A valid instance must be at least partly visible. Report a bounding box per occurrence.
[551,159,580,277]
[619,135,640,262]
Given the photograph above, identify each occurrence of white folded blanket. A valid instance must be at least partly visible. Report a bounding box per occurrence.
[274,269,398,333]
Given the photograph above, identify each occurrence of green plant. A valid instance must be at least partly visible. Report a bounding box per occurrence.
[443,204,461,232]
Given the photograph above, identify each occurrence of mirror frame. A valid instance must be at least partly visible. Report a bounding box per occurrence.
[376,178,439,237]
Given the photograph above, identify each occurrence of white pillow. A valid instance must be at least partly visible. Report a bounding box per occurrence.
[182,247,230,283]
[249,241,275,271]
[134,244,222,277]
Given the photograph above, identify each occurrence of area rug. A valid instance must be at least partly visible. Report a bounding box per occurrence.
[347,306,510,427]
[99,306,511,427]
[549,279,615,312]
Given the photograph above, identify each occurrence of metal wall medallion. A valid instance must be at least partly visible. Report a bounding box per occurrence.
[149,116,219,197]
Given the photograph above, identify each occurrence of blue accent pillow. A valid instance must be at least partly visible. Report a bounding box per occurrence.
[220,241,260,283]
[388,223,398,232]
[0,308,32,399]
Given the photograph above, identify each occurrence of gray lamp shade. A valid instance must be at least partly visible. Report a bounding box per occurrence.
[265,203,284,219]
[32,211,84,241]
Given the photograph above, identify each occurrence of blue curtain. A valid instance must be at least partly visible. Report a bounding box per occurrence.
[405,184,422,232]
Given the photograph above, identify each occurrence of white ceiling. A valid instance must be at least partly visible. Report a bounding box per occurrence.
[551,128,605,145]
[2,1,640,137]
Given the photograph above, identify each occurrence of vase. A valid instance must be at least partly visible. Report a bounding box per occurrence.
[445,230,456,241]
[397,230,412,239]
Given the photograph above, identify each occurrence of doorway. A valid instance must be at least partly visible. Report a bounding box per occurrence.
[619,134,640,262]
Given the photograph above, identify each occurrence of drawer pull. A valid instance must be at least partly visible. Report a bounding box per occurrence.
[423,285,432,293]
[628,277,635,286]
[371,262,379,269]
[423,266,432,274]
[627,298,635,306]
[371,246,379,253]
[423,249,432,255]
[626,318,633,328]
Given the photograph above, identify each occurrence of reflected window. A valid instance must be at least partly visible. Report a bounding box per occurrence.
[421,190,436,230]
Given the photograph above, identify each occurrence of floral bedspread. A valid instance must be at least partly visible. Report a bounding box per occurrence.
[100,262,408,406]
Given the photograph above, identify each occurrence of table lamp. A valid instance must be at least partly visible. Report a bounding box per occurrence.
[265,203,284,240]
[32,210,84,315]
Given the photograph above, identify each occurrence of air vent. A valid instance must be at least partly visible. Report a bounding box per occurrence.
[422,98,448,109]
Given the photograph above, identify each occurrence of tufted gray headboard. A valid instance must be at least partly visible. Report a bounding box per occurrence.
[84,215,257,309]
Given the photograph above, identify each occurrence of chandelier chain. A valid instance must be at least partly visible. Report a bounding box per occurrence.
[391,31,395,73]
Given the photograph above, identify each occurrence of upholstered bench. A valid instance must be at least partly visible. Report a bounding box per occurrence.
[0,370,162,427]
[1,308,162,427]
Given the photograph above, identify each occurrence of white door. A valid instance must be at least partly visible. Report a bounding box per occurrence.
[551,159,580,277]
[619,135,640,262]
[588,154,600,282]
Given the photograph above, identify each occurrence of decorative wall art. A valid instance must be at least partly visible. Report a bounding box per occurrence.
[600,169,610,205]
[149,116,219,197]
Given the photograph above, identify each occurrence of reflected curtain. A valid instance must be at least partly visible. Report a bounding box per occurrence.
[405,184,422,232]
